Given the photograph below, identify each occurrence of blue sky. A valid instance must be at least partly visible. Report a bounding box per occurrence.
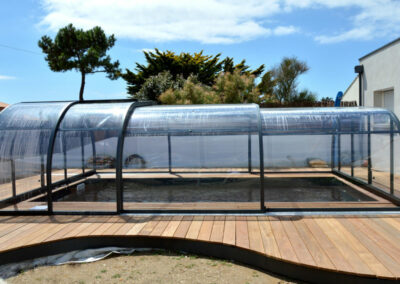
[1,0,400,104]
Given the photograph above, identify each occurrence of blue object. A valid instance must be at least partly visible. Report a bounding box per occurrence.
[334,91,343,107]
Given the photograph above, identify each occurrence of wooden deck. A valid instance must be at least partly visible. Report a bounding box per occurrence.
[0,214,399,282]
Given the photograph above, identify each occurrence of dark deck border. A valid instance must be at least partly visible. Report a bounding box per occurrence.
[0,236,395,283]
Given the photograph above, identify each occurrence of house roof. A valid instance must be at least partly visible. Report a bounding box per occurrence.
[359,37,400,61]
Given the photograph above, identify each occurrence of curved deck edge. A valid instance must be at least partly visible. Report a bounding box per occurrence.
[0,236,395,284]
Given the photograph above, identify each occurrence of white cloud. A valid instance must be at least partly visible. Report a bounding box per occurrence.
[273,25,298,36]
[39,0,296,44]
[38,0,400,44]
[0,75,15,80]
[313,1,400,43]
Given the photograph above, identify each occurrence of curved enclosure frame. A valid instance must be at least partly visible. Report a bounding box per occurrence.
[0,101,400,214]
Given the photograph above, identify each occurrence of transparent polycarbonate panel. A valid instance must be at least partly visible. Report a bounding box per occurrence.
[339,134,351,175]
[0,102,69,130]
[59,103,132,130]
[353,133,369,183]
[52,102,132,212]
[260,107,398,135]
[122,135,261,211]
[51,131,95,180]
[122,104,260,211]
[332,134,338,171]
[370,133,391,193]
[263,135,331,171]
[0,102,70,211]
[127,104,259,135]
[367,112,395,193]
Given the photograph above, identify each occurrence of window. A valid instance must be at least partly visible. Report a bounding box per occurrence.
[374,89,394,112]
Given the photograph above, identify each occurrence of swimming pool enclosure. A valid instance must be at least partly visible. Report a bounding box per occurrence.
[0,100,400,214]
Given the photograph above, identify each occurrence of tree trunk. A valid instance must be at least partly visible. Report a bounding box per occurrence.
[79,72,85,101]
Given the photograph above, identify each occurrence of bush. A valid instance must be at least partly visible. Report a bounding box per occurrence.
[136,71,185,101]
[159,75,219,104]
[159,71,260,105]
[213,70,260,103]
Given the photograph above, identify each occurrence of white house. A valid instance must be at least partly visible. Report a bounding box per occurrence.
[343,38,400,117]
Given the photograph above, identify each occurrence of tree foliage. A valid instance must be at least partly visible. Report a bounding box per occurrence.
[159,76,219,105]
[222,57,264,77]
[38,24,120,101]
[290,89,317,106]
[257,57,317,107]
[159,70,260,105]
[257,71,277,104]
[213,70,260,103]
[135,71,185,101]
[123,49,264,99]
[271,57,309,104]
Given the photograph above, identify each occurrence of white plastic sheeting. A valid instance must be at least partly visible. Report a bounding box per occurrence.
[0,247,145,279]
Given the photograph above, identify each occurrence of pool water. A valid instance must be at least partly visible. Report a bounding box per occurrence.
[53,177,376,203]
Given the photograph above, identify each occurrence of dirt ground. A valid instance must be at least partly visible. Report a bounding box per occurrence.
[7,250,296,284]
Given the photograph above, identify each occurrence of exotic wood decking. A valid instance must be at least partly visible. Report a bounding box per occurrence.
[0,214,399,282]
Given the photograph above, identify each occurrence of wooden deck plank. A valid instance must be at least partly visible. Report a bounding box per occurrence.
[313,217,373,276]
[381,217,400,232]
[113,217,142,235]
[150,216,173,236]
[326,218,393,278]
[90,217,119,236]
[222,216,235,246]
[291,218,334,270]
[103,218,128,235]
[17,222,61,244]
[0,221,32,238]
[0,221,47,251]
[161,216,183,237]
[338,217,400,277]
[364,217,400,249]
[268,217,298,263]
[347,217,400,265]
[280,217,315,267]
[257,216,281,259]
[246,216,264,253]
[210,216,225,243]
[138,216,161,236]
[235,216,250,249]
[302,217,353,273]
[197,216,214,241]
[125,218,150,236]
[186,216,203,240]
[174,216,193,238]
[43,216,103,242]
[389,216,400,226]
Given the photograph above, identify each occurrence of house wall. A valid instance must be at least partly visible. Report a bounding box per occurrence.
[343,76,359,104]
[360,41,400,117]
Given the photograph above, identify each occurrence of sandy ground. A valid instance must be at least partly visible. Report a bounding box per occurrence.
[6,251,296,284]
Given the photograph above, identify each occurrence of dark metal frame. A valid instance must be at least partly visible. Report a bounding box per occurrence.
[1,101,400,215]
[116,101,155,213]
[46,101,80,213]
